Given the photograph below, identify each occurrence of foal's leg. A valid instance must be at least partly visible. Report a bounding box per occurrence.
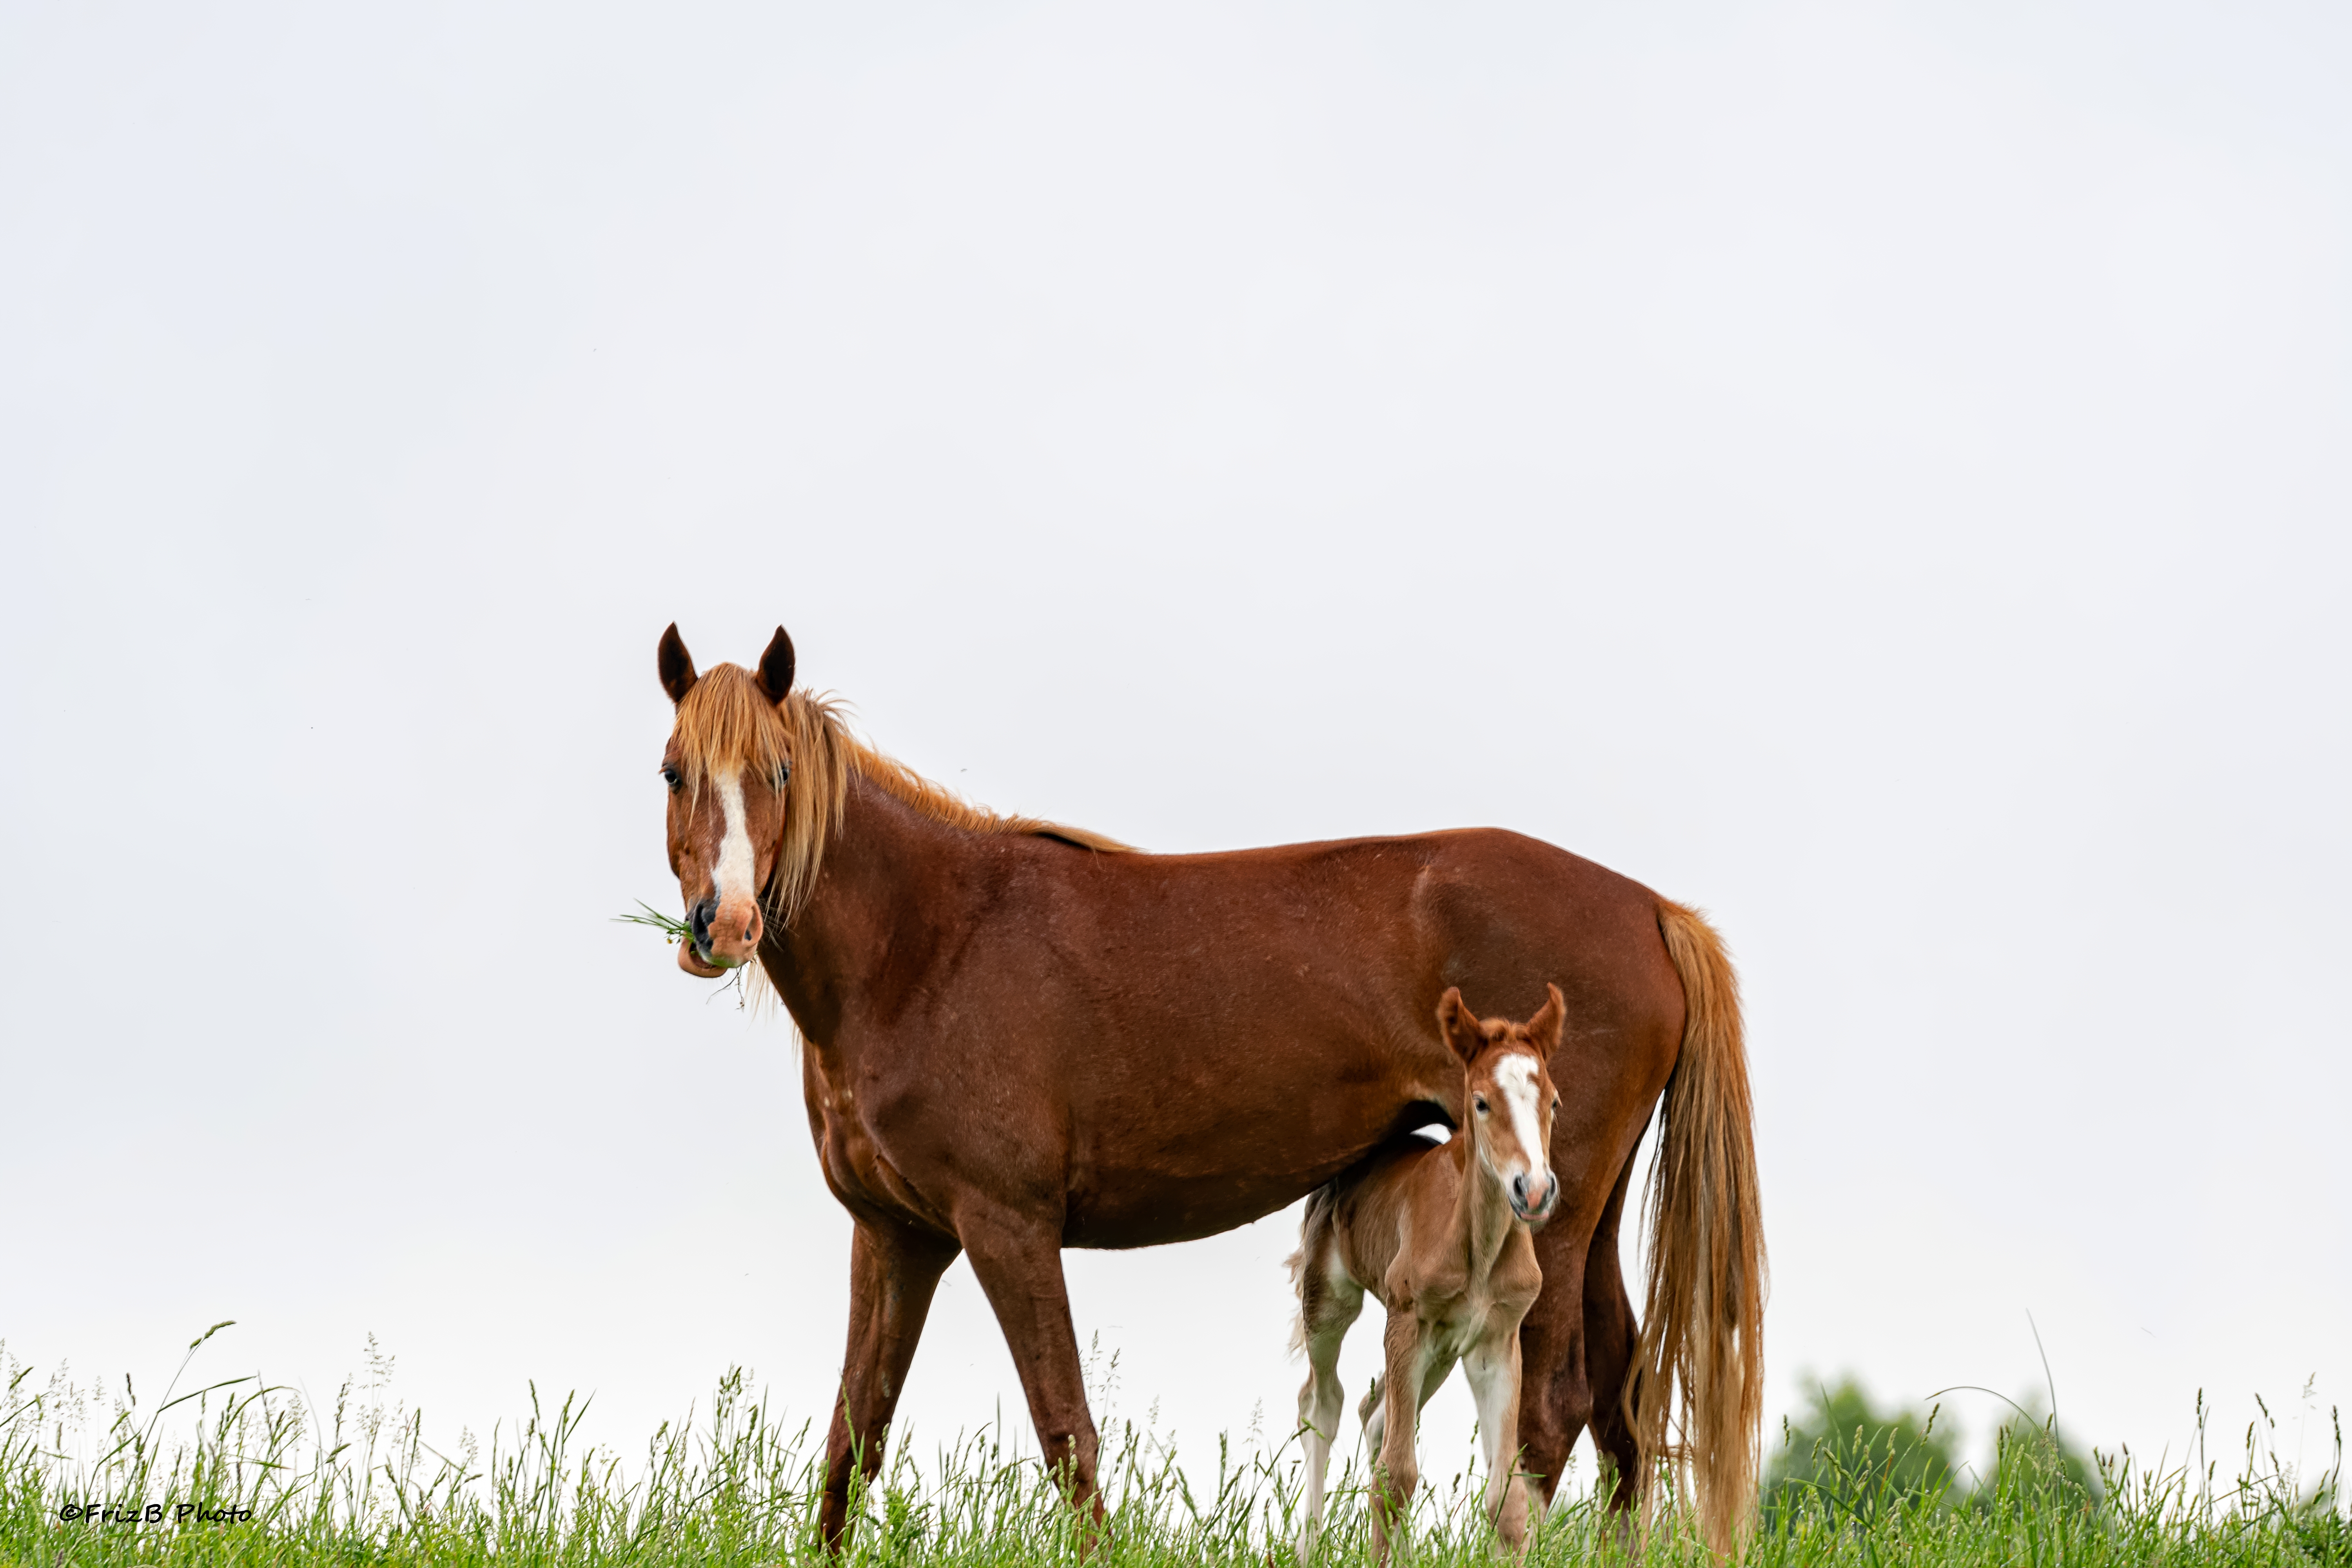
[1360,1341,1456,1463]
[1465,1329,1530,1557]
[1369,1309,1427,1568]
[820,1220,961,1552]
[958,1207,1105,1531]
[1295,1272,1364,1565]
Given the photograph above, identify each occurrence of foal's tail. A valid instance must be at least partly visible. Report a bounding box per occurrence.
[1631,901,1767,1557]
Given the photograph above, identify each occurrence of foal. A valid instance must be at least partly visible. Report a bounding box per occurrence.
[1291,986,1564,1564]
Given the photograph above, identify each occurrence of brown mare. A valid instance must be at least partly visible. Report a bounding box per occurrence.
[1291,987,1564,1565]
[652,624,1766,1555]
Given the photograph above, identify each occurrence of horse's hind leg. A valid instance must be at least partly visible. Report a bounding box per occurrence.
[1517,1142,1644,1524]
[1514,1227,1591,1519]
[1294,1265,1363,1565]
[820,1220,961,1552]
[1583,1149,1645,1521]
[958,1207,1106,1530]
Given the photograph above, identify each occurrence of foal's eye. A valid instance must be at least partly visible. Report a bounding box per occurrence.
[660,765,682,791]
[773,763,790,789]
[1474,1098,1490,1114]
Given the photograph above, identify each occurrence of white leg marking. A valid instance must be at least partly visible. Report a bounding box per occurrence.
[1465,1340,1529,1548]
[1467,1345,1517,1501]
[1296,1267,1361,1565]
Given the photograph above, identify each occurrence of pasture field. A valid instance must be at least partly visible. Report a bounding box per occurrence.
[2,1339,2341,1568]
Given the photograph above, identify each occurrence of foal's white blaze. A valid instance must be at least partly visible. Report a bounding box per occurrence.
[713,765,756,906]
[1492,1054,1549,1192]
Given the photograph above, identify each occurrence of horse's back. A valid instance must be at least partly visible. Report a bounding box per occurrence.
[1055,823,1681,1029]
[1397,828,1683,1032]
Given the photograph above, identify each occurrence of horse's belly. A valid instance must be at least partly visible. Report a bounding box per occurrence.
[1060,1167,1317,1248]
[1058,1081,1446,1247]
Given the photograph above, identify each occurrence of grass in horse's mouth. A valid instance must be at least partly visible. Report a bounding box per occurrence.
[617,901,764,1010]
[613,901,694,946]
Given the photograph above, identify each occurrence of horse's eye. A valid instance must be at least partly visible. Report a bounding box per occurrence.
[773,762,791,789]
[1551,1098,1560,1112]
[1474,1098,1490,1114]
[660,765,682,791]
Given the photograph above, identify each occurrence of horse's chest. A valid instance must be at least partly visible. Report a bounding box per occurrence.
[805,1054,953,1232]
[1404,1243,1541,1357]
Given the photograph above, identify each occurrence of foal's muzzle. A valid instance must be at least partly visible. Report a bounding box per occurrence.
[1511,1171,1559,1229]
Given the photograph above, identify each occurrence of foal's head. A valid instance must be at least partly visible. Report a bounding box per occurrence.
[1436,985,1565,1228]
[654,623,799,976]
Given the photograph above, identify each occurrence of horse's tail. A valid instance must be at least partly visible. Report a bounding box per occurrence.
[1630,900,1767,1557]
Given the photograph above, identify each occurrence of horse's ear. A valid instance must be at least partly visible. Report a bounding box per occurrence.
[1527,983,1566,1052]
[755,625,796,702]
[658,623,698,704]
[1436,987,1483,1062]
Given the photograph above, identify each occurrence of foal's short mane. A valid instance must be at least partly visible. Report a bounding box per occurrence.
[671,663,1131,921]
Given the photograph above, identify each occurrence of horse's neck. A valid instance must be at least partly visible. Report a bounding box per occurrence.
[758,775,973,1051]
[1449,1117,1519,1279]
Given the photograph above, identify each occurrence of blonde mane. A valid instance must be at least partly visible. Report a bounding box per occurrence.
[670,663,1132,924]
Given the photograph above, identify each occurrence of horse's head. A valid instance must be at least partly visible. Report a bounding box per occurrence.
[1437,984,1564,1228]
[655,623,797,976]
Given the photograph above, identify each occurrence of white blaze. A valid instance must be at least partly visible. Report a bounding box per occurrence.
[1493,1054,1547,1186]
[713,765,755,905]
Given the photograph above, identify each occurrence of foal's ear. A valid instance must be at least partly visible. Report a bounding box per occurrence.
[658,623,699,704]
[1436,987,1485,1062]
[1526,983,1566,1053]
[754,625,797,702]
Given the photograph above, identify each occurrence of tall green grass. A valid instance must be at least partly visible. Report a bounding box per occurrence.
[2,1330,2340,1566]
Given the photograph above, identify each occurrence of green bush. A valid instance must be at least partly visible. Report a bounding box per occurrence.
[1763,1377,1965,1523]
[1973,1402,2101,1513]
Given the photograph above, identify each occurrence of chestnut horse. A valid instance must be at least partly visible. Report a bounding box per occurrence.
[1291,986,1565,1565]
[651,624,1765,1555]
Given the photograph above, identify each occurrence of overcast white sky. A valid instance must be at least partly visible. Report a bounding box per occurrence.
[3,0,2346,1498]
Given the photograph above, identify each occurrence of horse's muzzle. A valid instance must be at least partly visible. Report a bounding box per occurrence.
[688,893,763,969]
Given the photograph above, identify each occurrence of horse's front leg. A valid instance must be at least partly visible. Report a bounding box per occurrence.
[958,1203,1106,1536]
[819,1219,960,1552]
